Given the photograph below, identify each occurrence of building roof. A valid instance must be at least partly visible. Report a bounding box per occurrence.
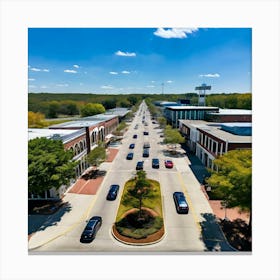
[208,109,252,115]
[179,120,252,143]
[28,128,86,143]
[166,105,219,110]
[50,113,118,128]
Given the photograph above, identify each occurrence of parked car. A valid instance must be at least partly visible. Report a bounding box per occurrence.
[80,216,102,243]
[152,158,160,168]
[143,131,149,135]
[106,184,120,200]
[136,161,144,170]
[142,148,149,157]
[126,152,134,160]
[173,192,189,214]
[133,134,138,139]
[129,143,135,149]
[164,160,174,168]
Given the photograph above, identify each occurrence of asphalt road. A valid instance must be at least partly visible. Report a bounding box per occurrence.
[31,101,213,252]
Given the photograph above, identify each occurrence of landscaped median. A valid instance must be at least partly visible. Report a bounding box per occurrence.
[112,171,165,245]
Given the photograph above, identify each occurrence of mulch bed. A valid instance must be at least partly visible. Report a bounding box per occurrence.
[112,207,165,244]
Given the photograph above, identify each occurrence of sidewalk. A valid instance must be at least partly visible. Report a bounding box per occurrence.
[28,150,120,250]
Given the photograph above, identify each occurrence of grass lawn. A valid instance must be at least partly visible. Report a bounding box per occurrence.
[115,178,163,222]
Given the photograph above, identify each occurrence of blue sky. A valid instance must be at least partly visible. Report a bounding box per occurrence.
[28,28,251,94]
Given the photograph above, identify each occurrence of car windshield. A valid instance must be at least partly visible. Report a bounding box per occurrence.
[85,220,97,230]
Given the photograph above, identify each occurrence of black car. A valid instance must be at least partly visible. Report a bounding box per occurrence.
[126,152,134,160]
[133,134,138,139]
[106,184,120,200]
[152,158,160,168]
[80,216,102,243]
[173,192,189,214]
[129,143,135,149]
[142,148,149,157]
[143,131,149,135]
[136,161,144,170]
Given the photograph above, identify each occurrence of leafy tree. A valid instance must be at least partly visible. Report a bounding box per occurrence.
[164,125,185,152]
[28,138,76,195]
[206,149,252,227]
[157,117,167,128]
[102,99,117,109]
[59,101,79,115]
[127,171,152,219]
[80,103,105,117]
[127,95,138,105]
[117,98,131,108]
[86,144,106,169]
[28,111,46,128]
[47,101,60,118]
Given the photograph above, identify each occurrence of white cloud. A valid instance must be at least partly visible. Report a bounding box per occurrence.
[151,80,155,83]
[73,64,80,68]
[30,67,41,72]
[147,85,155,88]
[30,67,50,72]
[122,71,130,74]
[40,85,48,89]
[101,85,114,89]
[56,83,69,87]
[28,85,36,88]
[80,83,84,86]
[166,80,173,83]
[199,73,220,78]
[109,71,118,75]
[64,69,77,73]
[28,78,35,81]
[154,28,198,39]
[115,50,136,57]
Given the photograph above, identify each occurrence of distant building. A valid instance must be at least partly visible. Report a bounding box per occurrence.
[179,120,252,169]
[164,106,219,128]
[205,109,252,123]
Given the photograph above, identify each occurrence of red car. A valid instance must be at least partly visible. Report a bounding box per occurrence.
[164,160,173,168]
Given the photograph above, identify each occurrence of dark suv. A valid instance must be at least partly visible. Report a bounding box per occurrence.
[173,192,189,214]
[80,216,102,243]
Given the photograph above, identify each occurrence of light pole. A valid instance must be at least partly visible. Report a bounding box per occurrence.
[221,200,229,221]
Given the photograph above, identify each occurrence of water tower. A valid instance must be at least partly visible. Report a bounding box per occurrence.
[195,83,211,106]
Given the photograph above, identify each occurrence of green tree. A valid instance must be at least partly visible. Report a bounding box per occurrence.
[128,171,152,219]
[164,125,185,152]
[80,103,106,117]
[206,149,252,227]
[86,144,106,169]
[47,101,60,118]
[59,101,79,115]
[28,138,76,195]
[157,117,167,128]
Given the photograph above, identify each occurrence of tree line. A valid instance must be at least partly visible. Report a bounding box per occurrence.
[28,92,252,118]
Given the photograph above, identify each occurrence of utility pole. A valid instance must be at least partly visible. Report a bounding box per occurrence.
[161,82,164,94]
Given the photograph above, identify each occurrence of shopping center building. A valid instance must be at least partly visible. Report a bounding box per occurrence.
[28,110,128,200]
[179,120,252,169]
